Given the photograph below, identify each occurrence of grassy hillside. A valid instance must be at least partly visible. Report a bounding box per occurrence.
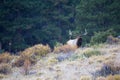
[0,43,120,80]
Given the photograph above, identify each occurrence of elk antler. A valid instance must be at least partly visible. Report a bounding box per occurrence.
[83,28,88,35]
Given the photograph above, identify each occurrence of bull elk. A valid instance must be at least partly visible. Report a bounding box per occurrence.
[67,29,87,48]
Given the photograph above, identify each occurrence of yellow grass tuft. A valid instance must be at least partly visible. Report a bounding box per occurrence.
[21,44,51,57]
[80,75,92,80]
[14,44,51,67]
[83,49,101,57]
[0,52,12,63]
[54,44,77,53]
[89,55,106,64]
[47,57,58,65]
[106,75,120,80]
[110,47,120,53]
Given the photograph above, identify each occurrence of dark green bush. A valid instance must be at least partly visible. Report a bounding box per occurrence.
[90,29,115,45]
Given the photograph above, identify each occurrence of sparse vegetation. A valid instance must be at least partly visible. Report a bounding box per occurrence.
[68,53,83,61]
[0,74,6,79]
[91,43,106,49]
[83,49,101,57]
[106,75,120,80]
[21,44,51,57]
[54,44,76,53]
[13,44,51,67]
[47,57,58,65]
[89,55,105,64]
[0,63,11,74]
[96,76,105,80]
[23,59,31,75]
[13,53,36,67]
[106,35,120,44]
[0,43,120,80]
[104,59,120,74]
[0,52,12,64]
[80,75,92,80]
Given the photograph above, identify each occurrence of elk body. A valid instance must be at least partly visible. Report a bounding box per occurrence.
[67,37,82,48]
[67,29,87,48]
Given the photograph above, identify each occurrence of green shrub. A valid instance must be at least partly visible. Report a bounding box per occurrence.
[84,49,101,57]
[54,42,63,47]
[90,29,115,45]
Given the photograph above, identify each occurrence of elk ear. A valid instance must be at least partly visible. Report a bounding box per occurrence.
[76,37,82,48]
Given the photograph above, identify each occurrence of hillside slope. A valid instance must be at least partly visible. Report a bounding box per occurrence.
[1,44,120,80]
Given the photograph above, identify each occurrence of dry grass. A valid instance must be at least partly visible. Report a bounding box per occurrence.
[91,43,106,49]
[0,43,120,79]
[106,35,120,44]
[89,54,116,64]
[0,74,6,79]
[105,59,120,73]
[13,53,36,67]
[106,75,120,80]
[77,48,94,54]
[104,55,116,61]
[54,44,77,53]
[80,75,92,80]
[96,76,106,80]
[13,44,51,67]
[89,55,106,64]
[21,44,51,57]
[47,57,58,65]
[0,63,11,74]
[83,49,101,57]
[23,59,31,75]
[110,47,120,53]
[0,52,12,63]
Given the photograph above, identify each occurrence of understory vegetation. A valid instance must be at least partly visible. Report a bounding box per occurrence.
[0,41,120,80]
[0,0,120,52]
